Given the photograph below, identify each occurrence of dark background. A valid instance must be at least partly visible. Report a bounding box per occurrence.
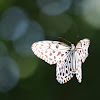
[0,0,100,100]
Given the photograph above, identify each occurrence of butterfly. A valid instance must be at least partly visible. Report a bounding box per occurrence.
[31,38,90,84]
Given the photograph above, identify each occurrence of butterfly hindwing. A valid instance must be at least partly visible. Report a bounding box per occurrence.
[56,51,74,84]
[75,56,82,83]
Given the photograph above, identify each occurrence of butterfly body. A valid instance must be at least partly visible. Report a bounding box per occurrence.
[31,38,90,84]
[71,44,75,51]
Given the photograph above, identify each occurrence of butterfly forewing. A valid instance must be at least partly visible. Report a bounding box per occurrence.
[76,38,90,63]
[31,41,70,65]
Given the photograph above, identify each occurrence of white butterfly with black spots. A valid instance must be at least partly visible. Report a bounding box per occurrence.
[31,38,90,84]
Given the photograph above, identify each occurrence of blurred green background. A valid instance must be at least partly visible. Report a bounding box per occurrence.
[0,0,100,100]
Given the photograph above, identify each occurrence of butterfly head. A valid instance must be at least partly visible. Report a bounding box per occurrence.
[71,44,75,51]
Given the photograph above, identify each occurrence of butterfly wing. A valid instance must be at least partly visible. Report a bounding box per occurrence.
[75,56,82,83]
[56,51,74,84]
[31,41,70,65]
[75,38,90,83]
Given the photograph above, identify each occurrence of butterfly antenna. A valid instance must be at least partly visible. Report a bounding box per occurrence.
[58,37,72,44]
